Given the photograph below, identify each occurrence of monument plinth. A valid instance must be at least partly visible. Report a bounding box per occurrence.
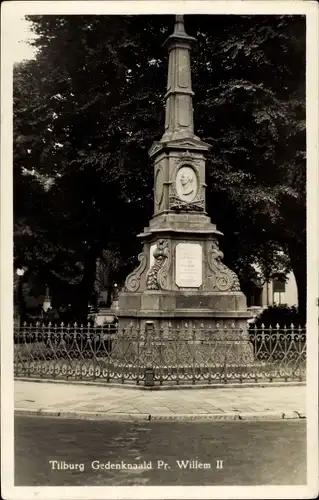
[117,16,253,351]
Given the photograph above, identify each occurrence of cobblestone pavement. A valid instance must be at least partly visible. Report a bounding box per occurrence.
[15,380,306,421]
[15,416,307,486]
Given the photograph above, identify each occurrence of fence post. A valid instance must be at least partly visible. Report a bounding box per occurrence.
[144,321,155,387]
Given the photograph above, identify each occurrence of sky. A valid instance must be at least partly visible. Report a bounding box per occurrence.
[10,16,37,63]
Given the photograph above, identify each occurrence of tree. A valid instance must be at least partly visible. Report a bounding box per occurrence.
[189,15,306,318]
[14,14,306,320]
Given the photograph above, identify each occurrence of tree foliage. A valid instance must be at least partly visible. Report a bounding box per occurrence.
[189,15,306,316]
[13,14,306,320]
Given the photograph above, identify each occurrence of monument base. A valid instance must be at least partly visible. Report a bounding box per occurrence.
[118,290,249,326]
[117,273,257,364]
[116,289,255,365]
[117,214,256,370]
[94,308,118,327]
[111,335,255,367]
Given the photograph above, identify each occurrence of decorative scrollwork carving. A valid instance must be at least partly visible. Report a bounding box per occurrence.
[169,195,204,212]
[157,245,171,290]
[170,152,204,212]
[208,240,241,292]
[124,253,148,292]
[146,239,169,290]
[173,151,200,168]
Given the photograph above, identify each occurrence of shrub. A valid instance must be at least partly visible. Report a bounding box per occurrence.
[252,304,304,328]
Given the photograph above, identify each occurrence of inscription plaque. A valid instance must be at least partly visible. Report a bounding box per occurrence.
[175,243,202,288]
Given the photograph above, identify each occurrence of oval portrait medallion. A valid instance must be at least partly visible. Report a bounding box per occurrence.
[175,165,198,202]
[155,168,164,205]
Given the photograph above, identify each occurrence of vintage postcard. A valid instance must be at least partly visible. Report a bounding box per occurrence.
[1,1,318,499]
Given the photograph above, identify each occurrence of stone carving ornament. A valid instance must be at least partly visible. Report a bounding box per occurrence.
[176,166,197,201]
[146,239,170,290]
[124,253,148,292]
[169,152,204,212]
[154,167,164,206]
[157,243,171,289]
[170,168,204,211]
[175,151,199,167]
[208,240,241,292]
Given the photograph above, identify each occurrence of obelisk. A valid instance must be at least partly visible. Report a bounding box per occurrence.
[117,15,253,346]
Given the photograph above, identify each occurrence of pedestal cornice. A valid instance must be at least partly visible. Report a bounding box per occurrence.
[137,212,223,239]
[149,137,210,158]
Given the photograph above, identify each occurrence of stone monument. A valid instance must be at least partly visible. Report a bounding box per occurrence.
[117,16,253,346]
[93,250,117,326]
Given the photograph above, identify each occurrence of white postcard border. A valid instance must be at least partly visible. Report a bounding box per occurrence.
[1,2,318,499]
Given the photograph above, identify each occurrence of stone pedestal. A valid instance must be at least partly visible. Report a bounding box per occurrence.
[95,308,118,327]
[117,219,254,363]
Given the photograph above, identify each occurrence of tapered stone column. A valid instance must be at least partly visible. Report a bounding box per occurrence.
[161,15,197,142]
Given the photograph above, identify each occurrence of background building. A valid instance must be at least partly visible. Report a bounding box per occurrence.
[247,270,298,313]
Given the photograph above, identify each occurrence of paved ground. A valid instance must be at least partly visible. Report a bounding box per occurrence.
[15,380,306,421]
[15,415,307,486]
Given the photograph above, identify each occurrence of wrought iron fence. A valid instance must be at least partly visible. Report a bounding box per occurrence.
[14,322,306,386]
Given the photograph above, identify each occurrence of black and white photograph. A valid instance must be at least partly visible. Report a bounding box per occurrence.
[1,1,318,499]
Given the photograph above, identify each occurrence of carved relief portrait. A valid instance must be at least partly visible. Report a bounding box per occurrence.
[175,165,198,202]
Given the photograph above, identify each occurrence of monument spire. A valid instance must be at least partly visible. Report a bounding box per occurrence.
[174,14,186,35]
[161,14,197,142]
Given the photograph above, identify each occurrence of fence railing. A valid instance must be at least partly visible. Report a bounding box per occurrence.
[14,322,306,386]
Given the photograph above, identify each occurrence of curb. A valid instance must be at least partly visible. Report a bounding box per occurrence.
[15,377,306,390]
[15,408,306,422]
